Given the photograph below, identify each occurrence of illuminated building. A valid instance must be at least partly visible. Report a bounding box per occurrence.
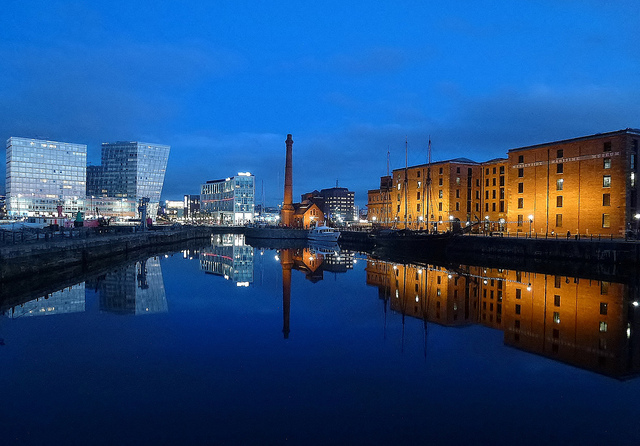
[292,201,324,229]
[507,128,640,236]
[200,172,255,225]
[6,137,86,217]
[320,187,356,223]
[3,284,86,318]
[184,194,200,218]
[367,176,392,226]
[88,141,170,219]
[200,234,254,285]
[480,158,508,233]
[388,158,482,231]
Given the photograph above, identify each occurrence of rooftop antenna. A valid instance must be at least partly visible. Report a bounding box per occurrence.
[387,146,390,176]
[336,179,339,188]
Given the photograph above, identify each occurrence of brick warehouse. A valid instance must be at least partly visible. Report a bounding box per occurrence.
[367,128,640,236]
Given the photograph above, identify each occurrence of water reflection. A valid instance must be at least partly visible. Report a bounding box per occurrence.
[201,234,254,285]
[91,257,167,315]
[367,259,640,379]
[3,283,86,318]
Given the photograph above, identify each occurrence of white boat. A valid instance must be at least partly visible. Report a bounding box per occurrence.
[308,225,340,242]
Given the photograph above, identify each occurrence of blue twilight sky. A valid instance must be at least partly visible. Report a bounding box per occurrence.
[0,1,638,206]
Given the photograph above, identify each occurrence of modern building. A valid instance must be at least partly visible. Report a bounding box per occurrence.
[200,172,255,225]
[6,137,87,217]
[320,187,355,223]
[88,141,170,219]
[184,194,200,219]
[507,128,640,236]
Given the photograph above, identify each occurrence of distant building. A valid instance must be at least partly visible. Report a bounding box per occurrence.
[200,234,253,285]
[201,172,255,225]
[184,194,200,218]
[320,187,355,223]
[367,175,392,226]
[164,200,184,219]
[6,137,87,217]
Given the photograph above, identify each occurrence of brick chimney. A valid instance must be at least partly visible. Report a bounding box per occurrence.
[281,134,294,226]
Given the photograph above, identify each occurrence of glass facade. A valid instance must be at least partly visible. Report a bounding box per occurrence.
[95,141,170,218]
[201,173,255,225]
[6,137,87,217]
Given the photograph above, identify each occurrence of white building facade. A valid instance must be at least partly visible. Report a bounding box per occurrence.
[6,137,87,217]
[201,172,255,225]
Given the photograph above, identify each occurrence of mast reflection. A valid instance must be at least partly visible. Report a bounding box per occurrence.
[367,258,640,379]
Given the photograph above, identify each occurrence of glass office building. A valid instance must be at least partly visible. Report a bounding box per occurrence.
[6,137,87,217]
[90,141,170,218]
[201,172,255,225]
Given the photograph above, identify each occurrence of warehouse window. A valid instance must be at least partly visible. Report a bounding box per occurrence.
[602,213,610,228]
[556,179,563,191]
[603,176,611,188]
[602,194,610,206]
[556,196,563,207]
[556,214,563,227]
[556,163,563,174]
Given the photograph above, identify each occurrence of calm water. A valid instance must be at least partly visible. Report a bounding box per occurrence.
[1,234,639,445]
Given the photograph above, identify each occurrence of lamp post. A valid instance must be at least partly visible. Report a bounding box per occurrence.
[484,215,489,235]
[449,214,454,233]
[528,214,534,237]
[635,213,640,239]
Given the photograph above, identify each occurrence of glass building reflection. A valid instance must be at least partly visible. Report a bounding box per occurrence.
[2,284,86,318]
[201,234,254,285]
[92,258,167,315]
[366,258,640,379]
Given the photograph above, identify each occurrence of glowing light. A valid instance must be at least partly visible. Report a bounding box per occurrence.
[528,215,534,221]
[633,301,639,307]
[274,255,279,261]
[527,283,532,291]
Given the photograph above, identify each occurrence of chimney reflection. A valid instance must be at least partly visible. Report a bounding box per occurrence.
[278,245,355,338]
[368,258,640,379]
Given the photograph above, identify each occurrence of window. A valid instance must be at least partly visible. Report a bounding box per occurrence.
[500,166,504,174]
[439,167,443,174]
[602,213,610,228]
[601,281,609,295]
[600,302,608,315]
[557,149,563,158]
[439,178,443,186]
[515,304,521,315]
[417,171,421,178]
[556,178,563,191]
[518,198,524,209]
[556,196,563,207]
[499,176,504,186]
[500,188,505,199]
[417,181,422,188]
[515,288,521,299]
[439,190,443,198]
[499,201,504,212]
[604,141,612,152]
[397,205,400,212]
[554,295,560,306]
[603,176,611,187]
[417,203,420,212]
[492,203,496,211]
[492,167,496,174]
[492,190,496,199]
[438,202,443,211]
[553,312,560,324]
[485,178,489,187]
[556,163,563,174]
[455,202,460,211]
[603,193,610,206]
[485,190,489,199]
[556,214,563,227]
[599,321,608,332]
[456,189,460,198]
[518,155,524,163]
[475,191,479,199]
[603,158,611,169]
[485,203,489,212]
[517,215,523,227]
[485,168,490,175]
[555,276,561,288]
[518,182,524,193]
[632,154,636,170]
[417,192,420,200]
[518,168,524,178]
[456,167,460,173]
[456,177,460,185]
[492,178,496,186]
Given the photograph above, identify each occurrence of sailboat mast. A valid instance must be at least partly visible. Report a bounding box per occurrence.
[404,138,408,229]
[386,147,390,226]
[426,137,432,231]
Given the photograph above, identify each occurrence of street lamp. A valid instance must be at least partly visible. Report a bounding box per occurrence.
[634,213,640,238]
[528,214,534,237]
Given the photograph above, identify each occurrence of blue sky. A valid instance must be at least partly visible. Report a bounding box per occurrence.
[1,1,638,206]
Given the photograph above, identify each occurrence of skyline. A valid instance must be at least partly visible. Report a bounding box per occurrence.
[1,1,638,206]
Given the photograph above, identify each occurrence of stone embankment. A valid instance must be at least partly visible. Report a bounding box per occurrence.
[0,226,221,281]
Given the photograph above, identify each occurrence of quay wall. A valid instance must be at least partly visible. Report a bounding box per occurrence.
[0,227,214,281]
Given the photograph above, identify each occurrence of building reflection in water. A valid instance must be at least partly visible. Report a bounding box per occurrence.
[366,258,640,379]
[3,284,86,318]
[279,245,355,338]
[200,234,254,286]
[91,257,168,315]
